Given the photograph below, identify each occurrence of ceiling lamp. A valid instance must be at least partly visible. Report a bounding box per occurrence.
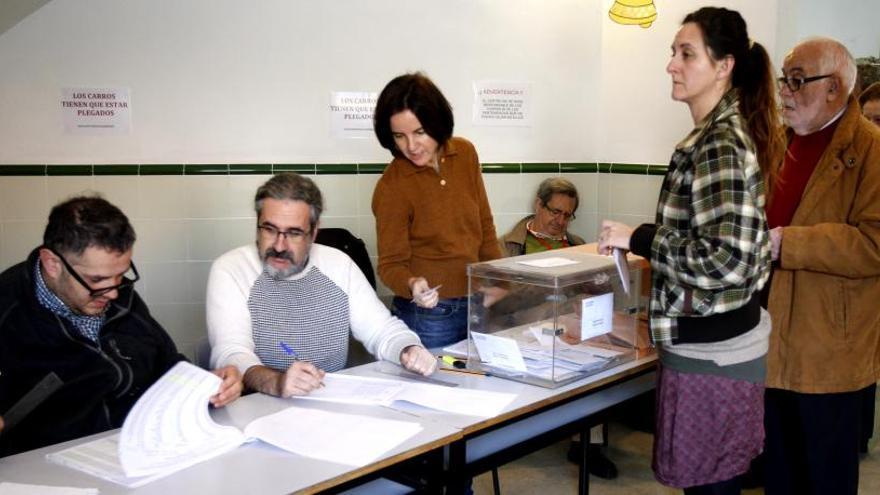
[608,0,658,28]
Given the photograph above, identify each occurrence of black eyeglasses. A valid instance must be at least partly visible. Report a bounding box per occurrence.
[542,204,576,221]
[257,223,312,244]
[777,74,832,93]
[45,246,139,298]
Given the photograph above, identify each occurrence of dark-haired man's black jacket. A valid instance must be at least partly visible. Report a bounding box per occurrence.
[0,249,185,457]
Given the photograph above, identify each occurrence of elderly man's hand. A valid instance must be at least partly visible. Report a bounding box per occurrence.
[277,361,326,398]
[400,345,438,376]
[210,365,243,408]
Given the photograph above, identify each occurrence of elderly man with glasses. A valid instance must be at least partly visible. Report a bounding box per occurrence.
[499,177,585,257]
[206,173,436,399]
[0,196,242,458]
[763,37,880,495]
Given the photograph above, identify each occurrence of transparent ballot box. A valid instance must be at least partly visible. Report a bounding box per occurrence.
[465,249,644,388]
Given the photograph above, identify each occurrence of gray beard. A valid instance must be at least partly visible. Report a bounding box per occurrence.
[265,258,308,280]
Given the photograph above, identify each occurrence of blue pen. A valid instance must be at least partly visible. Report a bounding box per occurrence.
[279,341,298,359]
[280,342,325,387]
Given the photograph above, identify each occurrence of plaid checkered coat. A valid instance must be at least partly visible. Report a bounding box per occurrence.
[647,89,771,343]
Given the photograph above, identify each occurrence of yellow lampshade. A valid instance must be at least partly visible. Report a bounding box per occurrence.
[608,0,657,29]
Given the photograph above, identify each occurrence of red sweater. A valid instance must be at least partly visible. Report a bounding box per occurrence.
[767,121,839,228]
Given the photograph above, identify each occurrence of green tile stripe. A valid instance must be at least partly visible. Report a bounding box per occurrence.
[0,162,669,176]
[482,163,520,173]
[647,164,668,176]
[611,163,648,175]
[358,163,387,174]
[229,164,272,175]
[317,163,358,175]
[0,165,46,176]
[139,164,183,175]
[47,165,92,176]
[94,164,138,175]
[185,164,229,175]
[273,164,315,174]
[560,162,598,173]
[521,162,559,174]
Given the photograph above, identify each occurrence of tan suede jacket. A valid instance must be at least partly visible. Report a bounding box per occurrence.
[766,97,880,393]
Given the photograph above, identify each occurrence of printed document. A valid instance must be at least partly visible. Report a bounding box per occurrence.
[300,373,516,418]
[47,362,422,487]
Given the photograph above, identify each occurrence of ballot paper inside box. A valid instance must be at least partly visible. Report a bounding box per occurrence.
[465,250,644,388]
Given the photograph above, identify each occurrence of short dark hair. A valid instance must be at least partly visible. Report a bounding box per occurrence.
[536,177,579,212]
[373,72,454,158]
[254,173,323,230]
[43,195,136,257]
[859,82,880,108]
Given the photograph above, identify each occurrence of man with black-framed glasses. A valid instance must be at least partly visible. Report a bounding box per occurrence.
[763,37,880,495]
[0,196,242,457]
[207,173,436,399]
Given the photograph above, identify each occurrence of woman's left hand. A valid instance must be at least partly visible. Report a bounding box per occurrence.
[598,220,634,255]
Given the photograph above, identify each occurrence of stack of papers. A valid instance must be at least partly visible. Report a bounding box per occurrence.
[47,363,423,487]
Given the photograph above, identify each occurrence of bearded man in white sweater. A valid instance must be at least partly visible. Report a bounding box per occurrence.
[207,173,437,397]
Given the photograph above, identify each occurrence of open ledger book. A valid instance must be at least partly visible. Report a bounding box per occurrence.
[46,362,423,488]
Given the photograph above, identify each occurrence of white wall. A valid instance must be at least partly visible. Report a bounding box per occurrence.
[775,0,880,64]
[0,0,788,166]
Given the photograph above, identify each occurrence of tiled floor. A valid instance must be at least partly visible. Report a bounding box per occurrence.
[473,402,880,494]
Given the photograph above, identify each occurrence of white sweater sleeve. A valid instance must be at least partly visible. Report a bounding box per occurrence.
[206,246,263,375]
[334,248,424,364]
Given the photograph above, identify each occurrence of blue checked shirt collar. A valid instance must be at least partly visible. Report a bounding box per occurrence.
[34,259,106,343]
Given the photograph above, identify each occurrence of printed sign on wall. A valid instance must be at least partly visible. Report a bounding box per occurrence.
[61,87,131,134]
[330,91,377,138]
[472,81,532,126]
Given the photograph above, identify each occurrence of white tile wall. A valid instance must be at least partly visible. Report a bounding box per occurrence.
[0,171,663,355]
[0,177,49,221]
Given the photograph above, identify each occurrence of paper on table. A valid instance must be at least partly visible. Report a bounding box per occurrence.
[47,434,172,488]
[299,374,516,418]
[516,256,579,268]
[0,482,98,495]
[242,406,422,466]
[471,331,528,372]
[48,363,425,487]
[441,339,470,358]
[119,362,245,477]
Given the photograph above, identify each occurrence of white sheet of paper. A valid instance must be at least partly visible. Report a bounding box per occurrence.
[471,332,528,372]
[580,292,614,340]
[394,383,515,418]
[119,362,245,477]
[46,434,171,488]
[243,406,422,467]
[441,339,470,358]
[303,374,405,406]
[296,373,515,418]
[516,256,579,268]
[0,482,98,495]
[613,248,631,295]
[528,326,554,347]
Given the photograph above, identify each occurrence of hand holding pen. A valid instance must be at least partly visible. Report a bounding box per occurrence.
[277,342,326,397]
[409,277,441,308]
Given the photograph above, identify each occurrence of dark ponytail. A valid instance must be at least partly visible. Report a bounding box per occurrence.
[683,7,784,188]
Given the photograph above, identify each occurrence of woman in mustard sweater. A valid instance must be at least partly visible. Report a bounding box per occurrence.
[372,72,502,348]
